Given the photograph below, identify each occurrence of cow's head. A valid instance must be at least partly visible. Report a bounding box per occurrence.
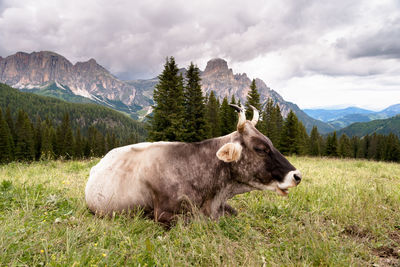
[216,105,301,196]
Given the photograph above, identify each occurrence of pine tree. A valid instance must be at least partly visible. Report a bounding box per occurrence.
[63,114,74,159]
[228,95,238,132]
[384,133,400,162]
[94,130,105,157]
[41,121,55,160]
[219,96,232,136]
[357,135,370,159]
[350,136,360,158]
[0,108,13,163]
[148,56,185,141]
[55,113,74,159]
[280,110,299,155]
[245,79,261,125]
[297,122,309,155]
[74,127,83,159]
[325,132,338,157]
[271,104,284,148]
[260,98,274,136]
[34,115,43,161]
[338,134,352,158]
[5,107,15,141]
[14,110,35,161]
[309,126,322,156]
[183,62,209,142]
[206,91,221,137]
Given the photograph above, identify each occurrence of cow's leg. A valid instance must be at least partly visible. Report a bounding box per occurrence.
[219,203,238,216]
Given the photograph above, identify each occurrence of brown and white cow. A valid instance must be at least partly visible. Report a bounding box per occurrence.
[85,105,301,225]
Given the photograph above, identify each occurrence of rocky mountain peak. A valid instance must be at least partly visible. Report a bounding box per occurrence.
[204,58,230,74]
[0,51,136,106]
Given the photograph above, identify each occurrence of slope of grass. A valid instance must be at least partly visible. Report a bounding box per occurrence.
[0,157,399,266]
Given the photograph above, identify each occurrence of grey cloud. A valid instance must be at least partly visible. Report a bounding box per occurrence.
[0,0,399,82]
[347,21,400,59]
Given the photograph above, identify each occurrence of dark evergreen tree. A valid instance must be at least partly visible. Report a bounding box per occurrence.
[338,134,352,158]
[228,95,238,132]
[245,79,261,126]
[219,96,232,136]
[14,110,35,161]
[183,62,209,142]
[325,132,339,157]
[41,121,55,160]
[384,133,400,162]
[33,115,43,160]
[148,57,185,141]
[309,126,322,156]
[0,108,13,163]
[280,110,299,155]
[357,135,369,158]
[55,113,74,159]
[5,107,15,142]
[261,98,274,137]
[348,136,358,158]
[94,130,105,157]
[63,115,74,159]
[297,122,309,155]
[74,127,83,159]
[272,104,284,148]
[206,91,221,138]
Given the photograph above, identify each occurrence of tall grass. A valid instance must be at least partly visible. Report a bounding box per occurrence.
[0,157,399,266]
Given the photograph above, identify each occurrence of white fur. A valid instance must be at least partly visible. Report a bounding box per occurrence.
[278,170,301,189]
[85,142,170,215]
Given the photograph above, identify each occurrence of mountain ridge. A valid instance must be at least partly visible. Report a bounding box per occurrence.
[0,51,334,133]
[305,104,400,129]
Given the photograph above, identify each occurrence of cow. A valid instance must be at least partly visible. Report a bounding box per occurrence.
[85,105,302,225]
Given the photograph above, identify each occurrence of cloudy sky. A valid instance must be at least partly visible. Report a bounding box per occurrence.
[0,0,399,110]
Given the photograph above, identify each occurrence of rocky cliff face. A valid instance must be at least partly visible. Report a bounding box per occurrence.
[201,58,293,117]
[0,51,136,106]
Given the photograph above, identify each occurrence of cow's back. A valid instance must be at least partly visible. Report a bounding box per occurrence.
[85,142,164,215]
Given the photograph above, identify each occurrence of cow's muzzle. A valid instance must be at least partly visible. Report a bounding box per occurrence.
[276,170,302,196]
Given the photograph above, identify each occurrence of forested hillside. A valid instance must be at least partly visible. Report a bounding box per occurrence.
[336,115,400,137]
[0,83,146,141]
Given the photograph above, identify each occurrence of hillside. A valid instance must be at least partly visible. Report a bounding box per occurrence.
[0,83,146,141]
[335,115,400,137]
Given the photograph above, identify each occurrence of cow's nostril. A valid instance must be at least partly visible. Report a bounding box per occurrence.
[293,173,302,183]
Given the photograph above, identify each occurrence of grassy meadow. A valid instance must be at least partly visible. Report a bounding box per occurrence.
[0,157,399,266]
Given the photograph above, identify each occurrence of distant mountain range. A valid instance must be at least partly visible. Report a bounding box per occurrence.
[336,115,400,137]
[0,51,335,133]
[304,105,400,129]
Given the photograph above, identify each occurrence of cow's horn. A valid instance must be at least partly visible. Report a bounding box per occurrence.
[229,104,246,131]
[249,105,259,126]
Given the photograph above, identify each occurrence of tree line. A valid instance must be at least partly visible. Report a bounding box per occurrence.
[148,57,400,163]
[0,108,139,163]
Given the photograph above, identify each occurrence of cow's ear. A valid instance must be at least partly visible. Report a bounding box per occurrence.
[216,143,242,162]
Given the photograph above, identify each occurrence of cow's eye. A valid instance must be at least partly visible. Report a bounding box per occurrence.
[254,147,269,155]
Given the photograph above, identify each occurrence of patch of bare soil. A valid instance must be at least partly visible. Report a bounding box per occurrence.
[342,225,372,239]
[372,246,399,267]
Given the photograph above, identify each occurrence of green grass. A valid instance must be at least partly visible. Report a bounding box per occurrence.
[1,157,399,266]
